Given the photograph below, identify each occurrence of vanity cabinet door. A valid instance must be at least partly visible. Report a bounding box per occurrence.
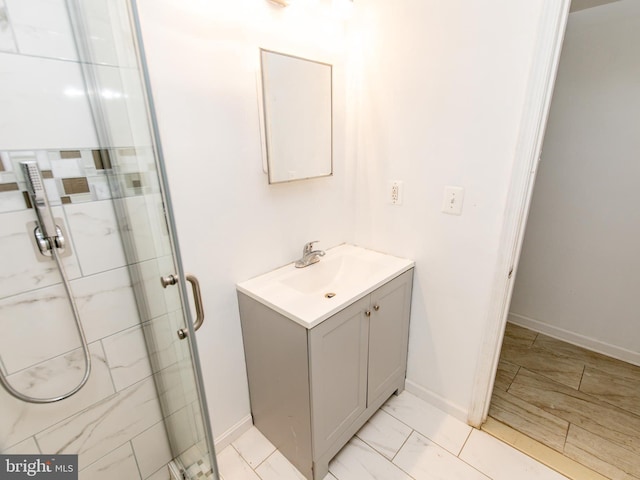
[367,270,413,406]
[308,295,370,458]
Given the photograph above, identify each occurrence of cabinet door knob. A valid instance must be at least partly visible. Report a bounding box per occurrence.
[365,310,371,317]
[373,304,380,311]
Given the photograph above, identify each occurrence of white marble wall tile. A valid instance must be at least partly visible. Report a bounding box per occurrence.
[131,421,173,479]
[169,311,192,363]
[79,150,96,171]
[89,176,111,201]
[0,53,98,151]
[6,342,95,399]
[64,200,127,275]
[51,157,85,178]
[44,178,62,205]
[158,257,182,313]
[393,431,490,480]
[0,190,26,213]
[164,405,198,457]
[145,465,171,480]
[117,194,172,264]
[217,445,261,480]
[356,409,412,460]
[232,426,276,469]
[36,376,163,470]
[0,150,10,167]
[91,64,152,148]
[0,208,82,298]
[0,0,17,52]
[192,401,206,442]
[75,0,137,68]
[1,437,40,455]
[142,314,180,373]
[103,324,152,391]
[153,363,189,416]
[0,283,83,372]
[459,429,569,480]
[70,266,140,342]
[382,391,472,456]
[80,443,141,480]
[128,258,181,322]
[328,437,412,480]
[5,0,77,60]
[0,342,114,450]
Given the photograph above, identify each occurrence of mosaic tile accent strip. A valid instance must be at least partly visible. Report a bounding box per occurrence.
[62,177,90,195]
[0,182,18,192]
[92,149,112,170]
[0,147,158,211]
[60,150,81,159]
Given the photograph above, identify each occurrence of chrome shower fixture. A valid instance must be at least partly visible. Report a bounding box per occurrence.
[0,161,91,404]
[21,161,66,256]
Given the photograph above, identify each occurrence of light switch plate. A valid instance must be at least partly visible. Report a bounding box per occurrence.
[442,186,464,215]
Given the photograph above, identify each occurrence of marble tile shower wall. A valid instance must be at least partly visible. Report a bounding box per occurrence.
[0,1,200,479]
[0,150,176,480]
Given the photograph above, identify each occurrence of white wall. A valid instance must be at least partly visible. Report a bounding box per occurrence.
[509,1,640,363]
[349,0,548,417]
[135,0,353,442]
[138,0,564,434]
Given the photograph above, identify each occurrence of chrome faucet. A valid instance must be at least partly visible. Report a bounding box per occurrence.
[295,241,326,268]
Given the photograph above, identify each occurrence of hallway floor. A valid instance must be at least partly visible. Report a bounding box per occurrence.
[489,323,640,480]
[217,390,568,480]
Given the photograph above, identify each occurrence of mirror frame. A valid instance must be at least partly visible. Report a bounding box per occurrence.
[259,48,334,184]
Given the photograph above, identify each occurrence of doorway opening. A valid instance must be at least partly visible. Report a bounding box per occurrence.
[484,1,640,478]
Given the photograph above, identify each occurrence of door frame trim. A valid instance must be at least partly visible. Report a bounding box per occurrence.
[467,0,571,427]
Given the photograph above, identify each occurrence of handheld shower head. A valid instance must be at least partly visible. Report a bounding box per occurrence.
[21,161,59,247]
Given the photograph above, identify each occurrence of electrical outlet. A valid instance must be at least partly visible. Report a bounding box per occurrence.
[389,180,403,205]
[442,186,464,215]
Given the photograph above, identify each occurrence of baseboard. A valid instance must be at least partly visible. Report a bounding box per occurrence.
[213,414,253,452]
[508,313,640,367]
[404,379,468,423]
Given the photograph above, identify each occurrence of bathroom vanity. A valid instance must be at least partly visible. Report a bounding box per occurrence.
[237,245,414,480]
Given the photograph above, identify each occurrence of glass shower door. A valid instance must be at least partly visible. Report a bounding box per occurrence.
[66,1,218,478]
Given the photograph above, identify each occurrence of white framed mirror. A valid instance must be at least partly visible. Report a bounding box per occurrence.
[259,49,333,184]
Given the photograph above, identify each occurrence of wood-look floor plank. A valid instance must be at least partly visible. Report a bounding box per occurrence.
[507,368,640,456]
[489,388,569,452]
[534,335,640,383]
[494,360,520,392]
[492,324,640,478]
[580,366,640,417]
[500,341,585,390]
[564,424,640,480]
[504,322,538,348]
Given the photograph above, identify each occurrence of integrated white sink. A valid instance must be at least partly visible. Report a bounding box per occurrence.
[236,244,414,328]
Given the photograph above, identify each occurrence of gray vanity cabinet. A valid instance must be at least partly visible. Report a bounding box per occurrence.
[308,295,370,459]
[238,269,413,480]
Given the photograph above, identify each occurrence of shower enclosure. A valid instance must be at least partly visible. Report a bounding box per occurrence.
[0,0,218,478]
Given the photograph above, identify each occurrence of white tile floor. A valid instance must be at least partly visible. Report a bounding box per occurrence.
[217,391,570,480]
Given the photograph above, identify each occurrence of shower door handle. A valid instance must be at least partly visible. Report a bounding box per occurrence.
[161,273,205,340]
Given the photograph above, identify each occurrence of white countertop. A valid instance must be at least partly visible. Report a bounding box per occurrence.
[236,244,414,329]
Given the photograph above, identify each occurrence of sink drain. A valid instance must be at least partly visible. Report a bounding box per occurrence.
[324,292,336,299]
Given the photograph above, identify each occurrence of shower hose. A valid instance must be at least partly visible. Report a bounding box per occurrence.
[0,247,92,403]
